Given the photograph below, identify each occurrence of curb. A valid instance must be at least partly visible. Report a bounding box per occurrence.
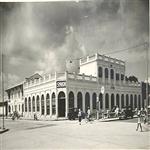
[0,128,9,134]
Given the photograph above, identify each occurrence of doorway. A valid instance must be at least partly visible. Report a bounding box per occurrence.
[58,92,66,117]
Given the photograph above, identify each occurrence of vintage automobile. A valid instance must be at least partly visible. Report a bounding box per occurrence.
[119,106,134,120]
[68,108,86,120]
[67,108,79,120]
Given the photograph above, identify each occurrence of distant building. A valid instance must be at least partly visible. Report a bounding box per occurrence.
[6,53,142,119]
[0,101,8,117]
[5,83,24,115]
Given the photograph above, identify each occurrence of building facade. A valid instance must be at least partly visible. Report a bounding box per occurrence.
[6,53,142,119]
[6,83,24,116]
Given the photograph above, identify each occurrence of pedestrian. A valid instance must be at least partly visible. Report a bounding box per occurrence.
[78,109,82,125]
[86,107,91,123]
[34,113,38,120]
[115,106,119,118]
[136,111,143,132]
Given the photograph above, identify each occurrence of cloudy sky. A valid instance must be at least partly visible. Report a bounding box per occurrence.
[0,0,149,89]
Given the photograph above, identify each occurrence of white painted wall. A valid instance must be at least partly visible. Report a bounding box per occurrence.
[80,61,97,76]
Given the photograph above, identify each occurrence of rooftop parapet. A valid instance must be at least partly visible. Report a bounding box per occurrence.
[23,71,140,89]
[80,53,125,66]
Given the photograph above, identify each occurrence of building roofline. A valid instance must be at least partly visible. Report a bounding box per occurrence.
[5,82,24,92]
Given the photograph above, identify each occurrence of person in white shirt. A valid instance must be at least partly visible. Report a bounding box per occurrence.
[136,111,143,132]
[78,109,82,125]
[86,107,91,122]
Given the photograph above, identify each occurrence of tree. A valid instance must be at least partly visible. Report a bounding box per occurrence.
[128,76,138,82]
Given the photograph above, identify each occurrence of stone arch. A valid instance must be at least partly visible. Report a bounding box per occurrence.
[134,95,137,108]
[105,93,109,109]
[52,92,56,115]
[32,96,35,112]
[85,92,90,112]
[58,91,66,117]
[130,94,133,107]
[121,94,124,108]
[36,95,40,112]
[69,91,74,109]
[28,97,31,112]
[99,93,103,109]
[138,95,141,109]
[116,94,120,107]
[111,94,115,109]
[25,98,27,112]
[46,93,50,115]
[77,92,83,110]
[41,95,45,115]
[126,94,129,106]
[92,93,97,109]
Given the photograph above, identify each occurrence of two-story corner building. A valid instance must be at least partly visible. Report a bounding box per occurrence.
[5,83,24,116]
[20,53,142,120]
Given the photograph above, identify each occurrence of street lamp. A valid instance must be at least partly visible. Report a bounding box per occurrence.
[96,86,105,120]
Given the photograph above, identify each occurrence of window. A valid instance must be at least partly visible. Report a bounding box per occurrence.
[98,67,103,78]
[121,74,124,81]
[110,69,114,79]
[105,68,108,78]
[116,73,119,81]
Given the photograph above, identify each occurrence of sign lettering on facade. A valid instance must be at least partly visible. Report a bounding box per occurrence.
[56,81,66,88]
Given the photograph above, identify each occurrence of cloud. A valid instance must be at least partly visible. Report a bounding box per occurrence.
[0,0,149,88]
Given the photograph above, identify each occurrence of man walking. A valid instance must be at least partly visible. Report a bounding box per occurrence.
[136,111,143,132]
[78,109,82,125]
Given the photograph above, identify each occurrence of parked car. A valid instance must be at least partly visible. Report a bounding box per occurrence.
[119,106,134,120]
[68,108,86,120]
[68,108,78,120]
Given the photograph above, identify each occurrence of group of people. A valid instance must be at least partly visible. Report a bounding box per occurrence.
[11,111,20,120]
[78,107,91,125]
[136,109,148,132]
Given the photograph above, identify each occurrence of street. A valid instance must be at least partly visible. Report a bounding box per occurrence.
[0,118,150,150]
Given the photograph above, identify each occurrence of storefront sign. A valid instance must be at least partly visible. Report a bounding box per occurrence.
[56,81,66,88]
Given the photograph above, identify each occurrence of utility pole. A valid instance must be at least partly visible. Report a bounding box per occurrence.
[0,5,7,132]
[145,42,149,114]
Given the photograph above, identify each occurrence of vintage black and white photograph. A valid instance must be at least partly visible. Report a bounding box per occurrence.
[0,0,150,149]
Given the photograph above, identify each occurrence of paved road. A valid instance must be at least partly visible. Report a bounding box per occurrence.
[0,118,149,150]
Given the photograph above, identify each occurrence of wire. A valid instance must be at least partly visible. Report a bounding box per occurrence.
[103,42,148,55]
[67,42,149,61]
